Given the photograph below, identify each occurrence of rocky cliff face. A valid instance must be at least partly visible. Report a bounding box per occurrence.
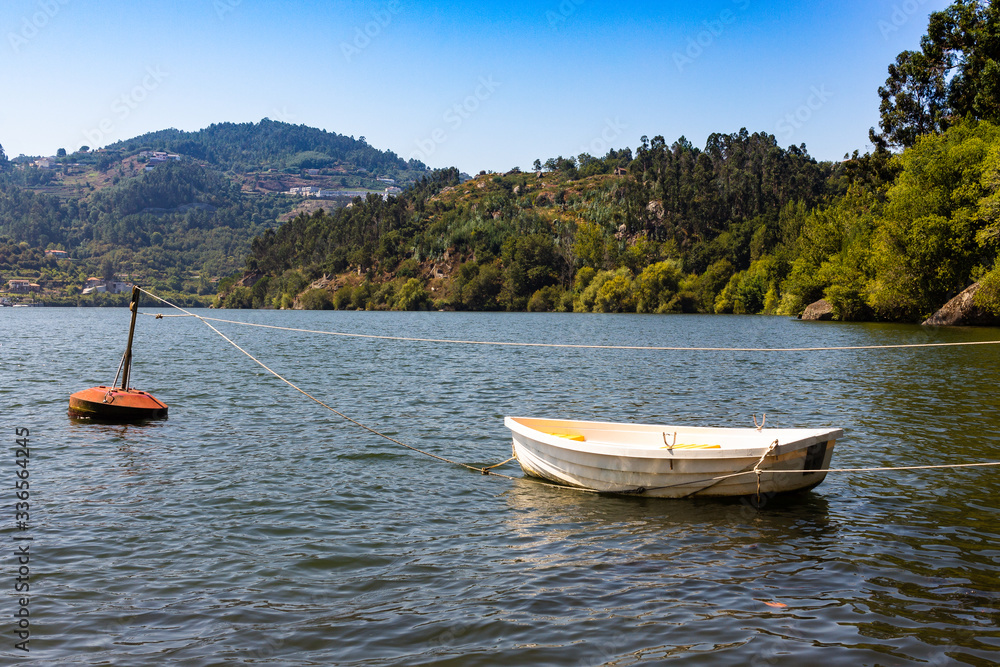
[922,283,1000,326]
[800,299,834,321]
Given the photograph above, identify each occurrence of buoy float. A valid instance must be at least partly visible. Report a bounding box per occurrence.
[69,286,168,421]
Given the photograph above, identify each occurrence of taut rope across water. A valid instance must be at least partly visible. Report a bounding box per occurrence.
[137,288,518,480]
[140,311,1000,352]
[137,288,1000,495]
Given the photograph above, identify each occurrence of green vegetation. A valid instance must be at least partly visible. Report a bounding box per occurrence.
[237,135,842,313]
[0,121,429,302]
[223,0,1000,322]
[101,119,426,176]
[231,122,1000,321]
[0,160,285,301]
[3,1,999,321]
[871,0,1000,150]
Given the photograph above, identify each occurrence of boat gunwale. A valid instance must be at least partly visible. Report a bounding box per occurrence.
[505,416,843,460]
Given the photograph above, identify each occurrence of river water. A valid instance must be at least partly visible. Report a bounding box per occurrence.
[2,307,999,665]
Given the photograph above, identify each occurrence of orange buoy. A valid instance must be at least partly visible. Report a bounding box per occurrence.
[69,286,169,422]
[69,386,168,420]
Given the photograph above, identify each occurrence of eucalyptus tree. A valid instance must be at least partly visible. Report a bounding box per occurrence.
[871,0,1000,150]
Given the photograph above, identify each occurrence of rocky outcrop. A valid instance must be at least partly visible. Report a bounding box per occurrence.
[800,299,834,321]
[534,192,555,207]
[646,200,665,223]
[307,274,332,290]
[922,283,1000,326]
[236,272,263,288]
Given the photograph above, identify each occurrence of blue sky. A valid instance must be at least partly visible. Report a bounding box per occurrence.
[1,0,951,174]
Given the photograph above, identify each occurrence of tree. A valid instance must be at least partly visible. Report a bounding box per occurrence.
[0,142,7,169]
[533,159,542,172]
[573,221,607,269]
[56,148,67,158]
[300,288,334,310]
[395,278,430,310]
[871,0,1000,150]
[867,119,1000,320]
[461,261,503,310]
[101,257,115,281]
[500,233,561,309]
[594,269,636,313]
[635,260,683,313]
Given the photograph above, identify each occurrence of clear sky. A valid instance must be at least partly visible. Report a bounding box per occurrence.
[1,0,952,174]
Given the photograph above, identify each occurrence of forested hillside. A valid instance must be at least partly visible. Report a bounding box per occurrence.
[231,131,844,312]
[0,158,292,301]
[4,0,999,320]
[0,120,429,304]
[226,0,1000,322]
[102,119,425,176]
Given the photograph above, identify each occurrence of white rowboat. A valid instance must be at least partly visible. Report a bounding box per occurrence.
[505,416,842,498]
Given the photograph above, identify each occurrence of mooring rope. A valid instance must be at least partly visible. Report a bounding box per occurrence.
[136,288,518,480]
[723,459,1000,478]
[138,312,1000,352]
[621,457,1000,498]
[754,440,779,502]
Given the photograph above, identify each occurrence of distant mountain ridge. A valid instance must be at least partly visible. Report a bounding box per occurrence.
[101,119,427,176]
[0,119,432,304]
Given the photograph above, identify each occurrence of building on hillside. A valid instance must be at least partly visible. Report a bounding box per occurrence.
[81,278,132,295]
[107,280,131,294]
[7,279,40,293]
[45,249,70,260]
[289,186,323,196]
[138,151,178,161]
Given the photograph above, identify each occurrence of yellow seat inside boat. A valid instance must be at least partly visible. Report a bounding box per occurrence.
[663,443,722,449]
[546,432,585,441]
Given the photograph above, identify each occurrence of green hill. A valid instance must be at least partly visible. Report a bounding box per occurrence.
[225,130,847,314]
[227,121,1000,322]
[213,0,1000,322]
[0,120,430,305]
[5,0,1000,319]
[102,119,425,176]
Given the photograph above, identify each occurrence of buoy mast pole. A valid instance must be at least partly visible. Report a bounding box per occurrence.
[119,286,140,391]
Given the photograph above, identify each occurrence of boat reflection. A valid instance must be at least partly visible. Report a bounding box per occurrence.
[500,474,834,543]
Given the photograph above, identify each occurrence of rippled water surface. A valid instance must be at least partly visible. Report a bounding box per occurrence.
[2,308,1000,665]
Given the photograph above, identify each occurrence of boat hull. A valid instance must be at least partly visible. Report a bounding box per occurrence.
[506,417,839,499]
[69,386,168,421]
